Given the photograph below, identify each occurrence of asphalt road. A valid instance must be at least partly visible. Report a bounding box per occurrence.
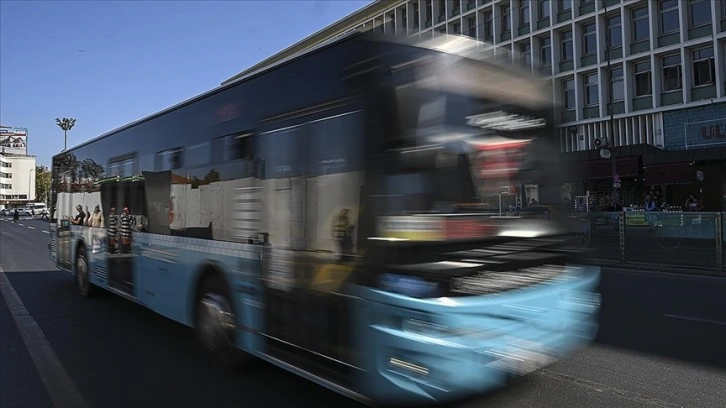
[1,217,725,408]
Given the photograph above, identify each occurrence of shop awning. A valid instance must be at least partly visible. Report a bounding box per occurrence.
[643,162,695,185]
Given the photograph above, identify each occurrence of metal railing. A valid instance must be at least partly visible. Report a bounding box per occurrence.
[583,211,725,272]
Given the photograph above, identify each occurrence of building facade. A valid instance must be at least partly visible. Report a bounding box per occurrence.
[224,0,726,209]
[0,153,36,206]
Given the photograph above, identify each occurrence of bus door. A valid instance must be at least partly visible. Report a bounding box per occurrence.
[56,170,74,270]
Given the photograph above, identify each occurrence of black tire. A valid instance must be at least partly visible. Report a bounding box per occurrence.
[194,275,245,369]
[75,246,98,297]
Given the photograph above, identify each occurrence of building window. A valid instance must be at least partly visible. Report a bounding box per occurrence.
[538,0,550,20]
[426,0,432,24]
[584,73,599,106]
[520,0,530,26]
[609,67,624,101]
[689,0,711,26]
[634,61,652,96]
[413,3,420,28]
[659,0,679,34]
[563,78,575,110]
[0,172,10,178]
[484,12,493,40]
[155,147,183,171]
[0,184,11,189]
[561,30,573,61]
[692,48,715,86]
[559,0,572,12]
[540,36,552,66]
[606,14,622,48]
[401,7,407,30]
[501,5,511,33]
[521,42,532,66]
[468,17,476,37]
[632,7,649,41]
[0,162,10,168]
[453,22,461,34]
[662,54,682,91]
[582,22,596,55]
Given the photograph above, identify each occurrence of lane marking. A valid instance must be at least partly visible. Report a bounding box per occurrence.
[539,369,680,407]
[28,226,36,230]
[17,223,24,226]
[43,231,50,234]
[662,313,726,327]
[0,268,89,408]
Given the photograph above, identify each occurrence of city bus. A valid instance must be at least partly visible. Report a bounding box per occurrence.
[49,32,600,405]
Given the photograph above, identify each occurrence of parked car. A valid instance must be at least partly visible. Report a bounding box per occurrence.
[15,208,31,216]
[0,208,12,216]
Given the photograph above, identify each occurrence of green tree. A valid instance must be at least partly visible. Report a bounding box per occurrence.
[35,166,52,205]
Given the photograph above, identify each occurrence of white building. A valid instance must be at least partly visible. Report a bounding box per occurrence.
[224,0,726,210]
[0,153,36,206]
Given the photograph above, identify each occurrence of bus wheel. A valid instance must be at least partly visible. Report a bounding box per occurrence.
[75,247,97,297]
[194,279,243,368]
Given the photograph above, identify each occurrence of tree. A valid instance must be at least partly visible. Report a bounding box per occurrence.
[55,117,76,151]
[35,166,52,205]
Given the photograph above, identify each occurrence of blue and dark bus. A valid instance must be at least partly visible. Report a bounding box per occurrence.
[49,32,600,405]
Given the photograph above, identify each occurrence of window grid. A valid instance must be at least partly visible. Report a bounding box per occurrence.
[540,36,552,67]
[610,66,624,101]
[520,0,530,26]
[584,73,599,106]
[582,22,597,55]
[689,0,711,26]
[662,54,682,91]
[659,0,680,34]
[632,7,649,41]
[606,14,622,49]
[538,0,550,21]
[563,78,575,110]
[634,61,652,96]
[692,47,715,86]
[561,30,573,61]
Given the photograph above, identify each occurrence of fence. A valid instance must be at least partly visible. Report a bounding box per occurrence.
[584,211,725,272]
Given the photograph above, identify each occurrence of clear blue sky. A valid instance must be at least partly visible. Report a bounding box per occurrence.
[0,0,372,168]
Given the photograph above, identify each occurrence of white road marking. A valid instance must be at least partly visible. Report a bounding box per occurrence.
[0,268,89,408]
[28,226,36,230]
[662,313,726,327]
[17,223,24,226]
[43,231,50,234]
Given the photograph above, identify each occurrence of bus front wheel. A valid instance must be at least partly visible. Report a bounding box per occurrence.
[75,247,98,297]
[194,278,243,369]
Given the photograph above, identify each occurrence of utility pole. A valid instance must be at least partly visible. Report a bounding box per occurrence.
[55,117,76,151]
[602,1,619,206]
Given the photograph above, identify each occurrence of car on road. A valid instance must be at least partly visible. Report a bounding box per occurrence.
[0,208,12,216]
[14,208,32,216]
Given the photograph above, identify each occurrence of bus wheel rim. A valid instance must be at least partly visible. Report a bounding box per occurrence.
[197,294,235,351]
[76,256,87,290]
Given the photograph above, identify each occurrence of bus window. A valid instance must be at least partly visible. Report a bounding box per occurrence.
[155,147,183,171]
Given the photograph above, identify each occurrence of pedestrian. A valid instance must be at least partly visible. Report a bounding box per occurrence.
[107,206,118,253]
[12,208,18,223]
[119,207,136,253]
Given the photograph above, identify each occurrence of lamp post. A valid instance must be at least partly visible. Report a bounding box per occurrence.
[603,1,619,206]
[55,117,76,151]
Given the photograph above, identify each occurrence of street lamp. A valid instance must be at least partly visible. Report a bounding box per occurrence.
[55,117,76,151]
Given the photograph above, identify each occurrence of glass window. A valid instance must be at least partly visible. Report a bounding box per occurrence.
[559,0,572,11]
[501,5,511,32]
[154,148,183,172]
[426,0,432,23]
[521,42,532,66]
[584,73,599,106]
[607,14,622,48]
[109,153,138,177]
[609,67,624,101]
[540,36,552,66]
[660,0,680,33]
[563,78,575,110]
[453,23,461,34]
[634,61,652,96]
[692,48,715,86]
[468,17,477,37]
[520,0,531,26]
[632,7,649,41]
[538,0,550,20]
[662,54,682,91]
[582,22,597,55]
[689,0,711,26]
[561,30,573,61]
[484,12,493,40]
[413,3,420,27]
[402,7,407,30]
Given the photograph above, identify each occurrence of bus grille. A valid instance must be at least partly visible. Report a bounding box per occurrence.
[94,259,108,281]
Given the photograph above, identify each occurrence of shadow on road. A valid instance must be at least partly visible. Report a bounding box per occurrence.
[594,267,726,369]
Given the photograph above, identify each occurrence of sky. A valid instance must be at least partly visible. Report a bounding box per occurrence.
[0,0,373,167]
